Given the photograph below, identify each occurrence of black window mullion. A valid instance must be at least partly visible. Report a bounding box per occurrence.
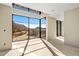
[60,21,62,36]
[39,19,41,38]
[28,17,30,40]
[39,12,41,38]
[56,20,58,36]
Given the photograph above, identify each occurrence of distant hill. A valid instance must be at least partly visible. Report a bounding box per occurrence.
[12,21,46,39]
[12,21,28,33]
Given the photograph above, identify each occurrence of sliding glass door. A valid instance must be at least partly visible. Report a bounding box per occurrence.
[41,18,46,39]
[12,15,46,42]
[12,3,47,42]
[12,15,40,42]
[12,15,29,42]
[29,18,39,39]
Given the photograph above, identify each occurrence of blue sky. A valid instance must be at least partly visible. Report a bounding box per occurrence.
[13,15,46,28]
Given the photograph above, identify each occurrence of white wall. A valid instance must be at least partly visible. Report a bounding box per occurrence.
[62,21,64,36]
[64,7,79,48]
[0,4,12,50]
[46,16,56,41]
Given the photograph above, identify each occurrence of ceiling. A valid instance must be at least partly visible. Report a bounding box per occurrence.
[3,3,79,21]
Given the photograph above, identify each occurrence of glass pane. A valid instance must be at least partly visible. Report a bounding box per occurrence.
[29,18,39,39]
[14,5,28,12]
[41,18,46,39]
[12,15,28,41]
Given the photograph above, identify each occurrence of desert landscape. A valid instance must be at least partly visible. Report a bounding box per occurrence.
[12,21,46,41]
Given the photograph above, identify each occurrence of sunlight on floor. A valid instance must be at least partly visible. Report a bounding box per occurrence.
[4,38,53,56]
[43,39,65,56]
[56,36,64,42]
[0,38,66,56]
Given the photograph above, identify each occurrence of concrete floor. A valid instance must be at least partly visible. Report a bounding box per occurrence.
[48,36,79,56]
[0,38,53,56]
[0,36,79,56]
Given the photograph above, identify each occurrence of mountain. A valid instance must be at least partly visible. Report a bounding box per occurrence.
[12,21,28,33]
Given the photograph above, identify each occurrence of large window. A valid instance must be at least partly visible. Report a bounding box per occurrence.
[29,18,39,39]
[12,15,29,41]
[12,3,46,42]
[56,20,62,36]
[41,18,46,39]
